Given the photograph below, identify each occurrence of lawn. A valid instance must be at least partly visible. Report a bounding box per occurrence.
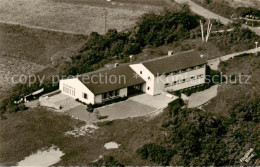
[0,0,162,35]
[0,23,86,65]
[0,107,162,165]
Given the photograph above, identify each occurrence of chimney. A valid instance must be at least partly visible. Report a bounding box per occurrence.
[129,55,133,63]
[168,51,174,56]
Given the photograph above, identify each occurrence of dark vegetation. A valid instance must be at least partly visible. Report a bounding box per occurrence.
[137,96,259,165]
[68,7,201,75]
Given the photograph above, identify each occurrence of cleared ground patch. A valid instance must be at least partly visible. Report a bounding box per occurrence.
[0,0,161,35]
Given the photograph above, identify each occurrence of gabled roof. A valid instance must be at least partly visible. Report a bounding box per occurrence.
[78,65,145,95]
[142,51,207,75]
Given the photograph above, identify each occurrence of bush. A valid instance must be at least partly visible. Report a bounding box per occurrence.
[137,143,173,165]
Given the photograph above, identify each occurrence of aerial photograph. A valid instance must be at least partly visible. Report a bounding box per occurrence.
[0,0,259,166]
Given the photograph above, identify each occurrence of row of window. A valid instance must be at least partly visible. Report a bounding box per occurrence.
[102,89,120,100]
[165,64,205,76]
[164,74,204,88]
[139,64,205,81]
[63,85,75,96]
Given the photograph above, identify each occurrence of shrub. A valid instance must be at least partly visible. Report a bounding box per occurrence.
[137,143,173,165]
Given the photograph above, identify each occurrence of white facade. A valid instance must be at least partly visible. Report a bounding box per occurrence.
[130,64,206,95]
[59,78,95,104]
[60,78,129,104]
[129,64,155,95]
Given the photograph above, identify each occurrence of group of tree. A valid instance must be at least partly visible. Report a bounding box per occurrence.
[137,97,259,165]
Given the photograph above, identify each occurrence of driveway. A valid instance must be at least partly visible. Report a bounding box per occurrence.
[96,100,156,121]
[43,93,81,112]
[188,85,218,108]
[95,93,177,122]
[129,93,178,109]
[66,105,97,122]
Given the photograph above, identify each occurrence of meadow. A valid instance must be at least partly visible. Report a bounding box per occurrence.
[0,0,162,35]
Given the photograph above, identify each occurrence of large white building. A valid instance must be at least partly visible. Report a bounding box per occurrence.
[59,51,207,104]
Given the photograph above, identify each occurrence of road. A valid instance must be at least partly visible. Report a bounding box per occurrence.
[174,0,260,35]
[174,0,232,25]
[208,47,260,70]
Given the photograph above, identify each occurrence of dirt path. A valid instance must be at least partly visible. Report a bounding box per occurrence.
[208,47,260,70]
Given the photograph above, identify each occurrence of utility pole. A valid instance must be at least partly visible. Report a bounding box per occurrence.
[255,42,258,56]
[200,20,204,42]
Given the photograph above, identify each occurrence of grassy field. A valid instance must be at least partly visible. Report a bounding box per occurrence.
[0,107,161,165]
[0,23,86,65]
[0,0,162,35]
[0,23,86,101]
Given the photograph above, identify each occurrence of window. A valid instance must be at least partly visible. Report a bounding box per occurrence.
[148,76,151,80]
[165,83,170,88]
[173,81,177,85]
[191,76,195,80]
[147,87,150,90]
[115,89,120,96]
[140,71,142,74]
[181,69,188,73]
[63,84,75,96]
[197,74,204,79]
[83,93,88,99]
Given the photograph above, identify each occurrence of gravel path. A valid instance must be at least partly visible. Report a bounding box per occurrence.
[208,47,260,70]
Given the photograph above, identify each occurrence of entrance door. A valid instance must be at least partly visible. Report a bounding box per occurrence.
[127,84,143,96]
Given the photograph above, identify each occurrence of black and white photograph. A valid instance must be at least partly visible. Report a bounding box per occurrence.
[0,0,259,166]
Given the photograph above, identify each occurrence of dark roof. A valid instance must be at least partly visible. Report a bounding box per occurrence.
[142,51,207,75]
[78,65,145,95]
